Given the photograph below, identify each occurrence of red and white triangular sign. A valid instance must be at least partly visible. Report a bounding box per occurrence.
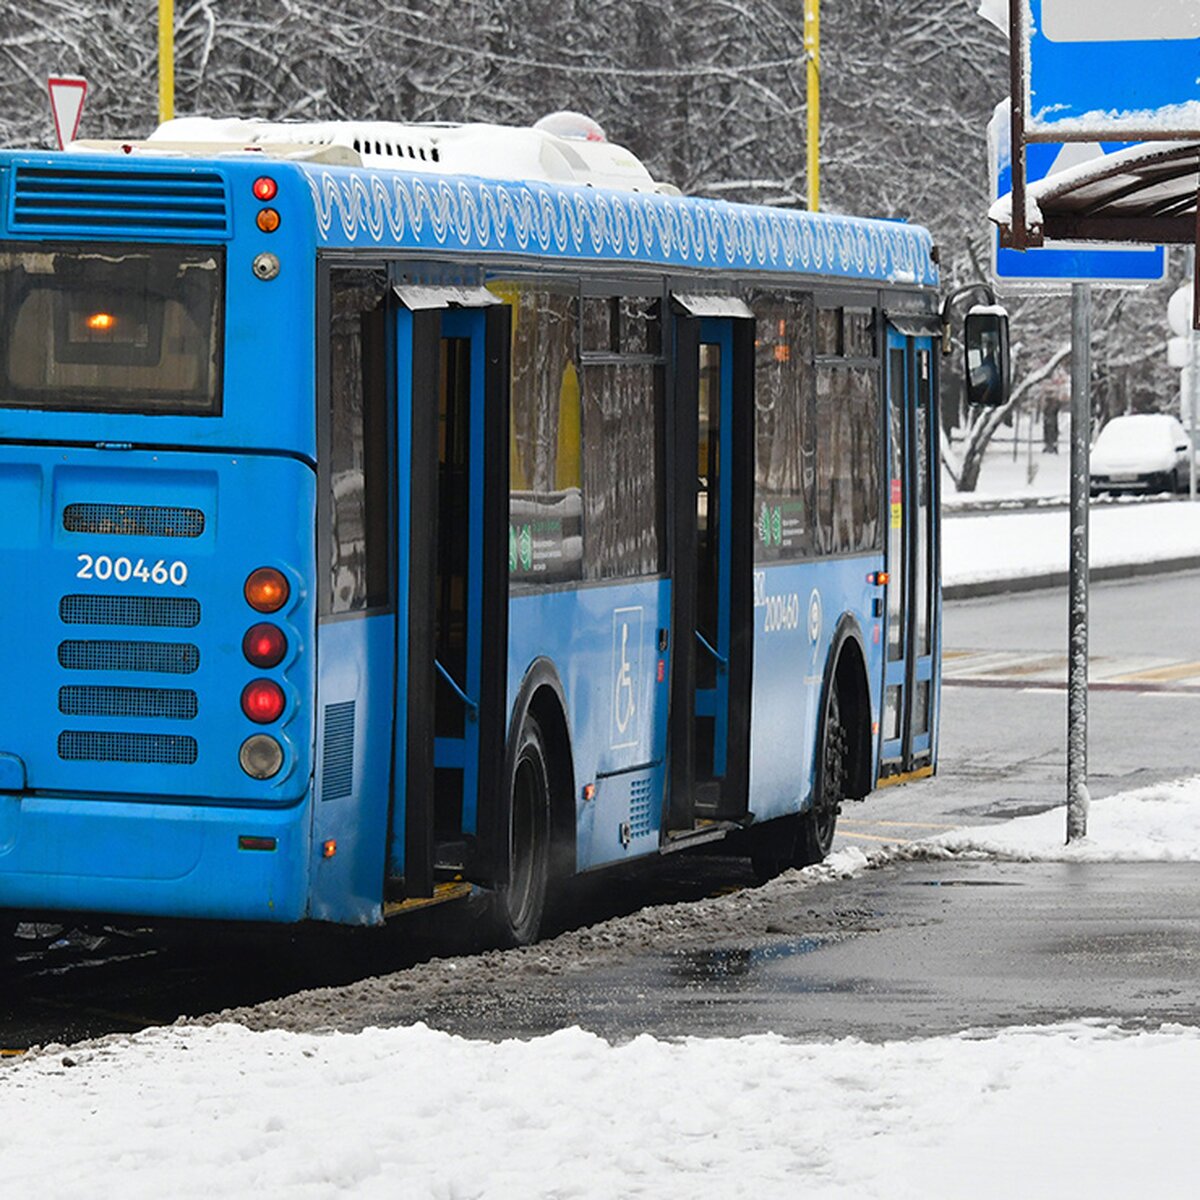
[47,76,88,149]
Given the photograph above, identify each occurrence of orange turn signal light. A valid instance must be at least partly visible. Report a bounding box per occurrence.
[323,840,337,859]
[256,207,281,233]
[245,567,289,613]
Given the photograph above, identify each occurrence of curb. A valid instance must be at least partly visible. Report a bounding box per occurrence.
[944,555,1200,600]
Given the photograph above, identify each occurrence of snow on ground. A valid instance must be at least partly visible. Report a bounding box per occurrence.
[942,437,1070,506]
[3,1018,1198,1200]
[943,500,1200,588]
[927,776,1200,863]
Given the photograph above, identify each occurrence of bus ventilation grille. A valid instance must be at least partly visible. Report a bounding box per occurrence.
[58,730,198,765]
[63,503,205,539]
[629,777,653,838]
[58,640,200,674]
[10,166,231,238]
[59,685,198,721]
[60,594,201,628]
[321,701,356,800]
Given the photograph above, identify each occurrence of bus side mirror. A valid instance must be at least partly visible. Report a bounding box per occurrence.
[964,307,1010,408]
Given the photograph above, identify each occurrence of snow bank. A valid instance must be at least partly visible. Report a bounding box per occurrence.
[3,1019,1198,1200]
[943,501,1200,588]
[927,775,1200,862]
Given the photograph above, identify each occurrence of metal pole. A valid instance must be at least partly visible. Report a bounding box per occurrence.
[1067,282,1091,842]
[158,0,175,126]
[1190,251,1200,502]
[805,0,819,212]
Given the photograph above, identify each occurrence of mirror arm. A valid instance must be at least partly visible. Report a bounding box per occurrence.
[940,282,999,355]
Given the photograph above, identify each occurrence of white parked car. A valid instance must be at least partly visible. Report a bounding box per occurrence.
[1089,414,1193,496]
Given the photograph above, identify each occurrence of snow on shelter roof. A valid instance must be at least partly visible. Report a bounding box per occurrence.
[990,139,1200,247]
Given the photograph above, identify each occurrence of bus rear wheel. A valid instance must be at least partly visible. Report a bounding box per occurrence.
[486,714,552,948]
[794,682,847,867]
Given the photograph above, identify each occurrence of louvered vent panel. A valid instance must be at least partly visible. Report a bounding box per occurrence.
[629,777,653,837]
[321,701,356,800]
[58,640,200,674]
[59,594,201,628]
[58,730,198,764]
[63,503,205,538]
[12,166,230,237]
[59,685,198,720]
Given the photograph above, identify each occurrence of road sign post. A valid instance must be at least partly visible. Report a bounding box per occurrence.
[1067,283,1090,843]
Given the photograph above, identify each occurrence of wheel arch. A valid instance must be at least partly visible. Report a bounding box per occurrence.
[818,614,874,802]
[504,657,577,884]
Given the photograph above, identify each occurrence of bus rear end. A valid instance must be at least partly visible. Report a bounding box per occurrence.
[0,152,322,924]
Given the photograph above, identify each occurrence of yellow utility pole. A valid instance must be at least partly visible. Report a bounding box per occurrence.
[158,0,175,124]
[805,0,820,212]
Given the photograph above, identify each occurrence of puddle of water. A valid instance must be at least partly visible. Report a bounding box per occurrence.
[907,879,1024,888]
[667,937,832,984]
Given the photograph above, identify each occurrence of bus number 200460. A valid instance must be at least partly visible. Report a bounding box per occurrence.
[76,554,189,587]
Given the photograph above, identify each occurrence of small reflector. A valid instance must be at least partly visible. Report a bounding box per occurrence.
[323,840,337,858]
[582,783,596,801]
[238,836,277,851]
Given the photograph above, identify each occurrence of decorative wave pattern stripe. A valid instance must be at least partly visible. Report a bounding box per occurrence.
[304,170,936,286]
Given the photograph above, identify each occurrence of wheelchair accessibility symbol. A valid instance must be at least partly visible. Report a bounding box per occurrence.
[611,606,644,750]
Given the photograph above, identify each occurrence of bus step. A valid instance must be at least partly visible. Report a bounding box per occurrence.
[661,819,741,854]
[383,880,473,918]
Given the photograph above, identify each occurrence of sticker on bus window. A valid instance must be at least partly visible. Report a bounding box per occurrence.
[890,479,903,529]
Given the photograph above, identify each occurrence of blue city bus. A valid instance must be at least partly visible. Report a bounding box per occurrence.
[0,116,972,944]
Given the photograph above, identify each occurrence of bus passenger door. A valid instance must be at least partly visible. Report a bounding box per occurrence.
[881,329,939,778]
[392,292,511,898]
[668,311,755,830]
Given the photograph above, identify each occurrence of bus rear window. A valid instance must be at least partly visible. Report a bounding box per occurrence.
[0,243,223,415]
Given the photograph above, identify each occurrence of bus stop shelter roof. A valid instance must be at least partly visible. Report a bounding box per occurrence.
[990,140,1200,248]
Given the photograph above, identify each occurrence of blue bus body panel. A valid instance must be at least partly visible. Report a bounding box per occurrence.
[508,580,672,871]
[748,555,884,822]
[0,153,317,459]
[301,166,937,287]
[0,794,309,921]
[308,614,396,926]
[0,444,318,922]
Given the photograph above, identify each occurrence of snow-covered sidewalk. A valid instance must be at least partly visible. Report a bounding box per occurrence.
[3,1018,1196,1200]
[943,500,1200,591]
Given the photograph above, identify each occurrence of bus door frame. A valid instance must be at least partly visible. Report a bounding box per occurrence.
[881,321,940,778]
[667,301,755,829]
[392,286,511,897]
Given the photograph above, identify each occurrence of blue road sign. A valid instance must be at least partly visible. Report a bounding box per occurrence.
[1026,0,1200,139]
[990,105,1166,287]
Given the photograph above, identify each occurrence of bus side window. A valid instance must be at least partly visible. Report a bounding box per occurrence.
[504,284,584,586]
[580,296,665,581]
[752,294,815,562]
[814,305,881,558]
[326,269,391,615]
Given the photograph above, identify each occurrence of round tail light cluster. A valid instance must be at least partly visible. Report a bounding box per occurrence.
[239,567,291,779]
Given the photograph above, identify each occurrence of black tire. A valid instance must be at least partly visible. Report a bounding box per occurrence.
[793,681,847,867]
[486,714,553,948]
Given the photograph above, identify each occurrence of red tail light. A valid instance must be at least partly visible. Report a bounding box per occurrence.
[241,679,285,724]
[243,623,287,668]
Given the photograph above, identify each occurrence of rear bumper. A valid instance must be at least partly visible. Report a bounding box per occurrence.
[0,792,311,923]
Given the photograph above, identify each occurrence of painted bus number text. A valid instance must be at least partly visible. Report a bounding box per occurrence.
[763,591,801,633]
[76,555,189,587]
